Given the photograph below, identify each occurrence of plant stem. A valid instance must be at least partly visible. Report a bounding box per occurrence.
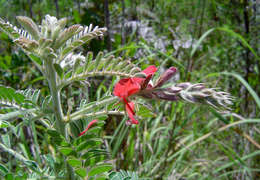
[44,59,65,136]
[70,110,124,122]
[0,142,30,162]
[69,96,118,120]
[44,59,75,179]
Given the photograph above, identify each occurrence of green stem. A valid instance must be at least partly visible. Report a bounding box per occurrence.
[69,96,118,120]
[45,59,65,136]
[0,142,29,162]
[70,110,124,122]
[44,58,75,180]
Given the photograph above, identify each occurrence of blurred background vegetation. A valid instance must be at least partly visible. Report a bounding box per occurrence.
[0,0,259,179]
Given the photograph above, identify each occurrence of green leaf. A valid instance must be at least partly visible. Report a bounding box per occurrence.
[76,138,102,152]
[190,27,259,59]
[0,121,10,128]
[97,115,108,121]
[51,137,64,145]
[16,16,40,40]
[140,42,184,69]
[84,154,108,166]
[0,163,8,175]
[41,95,52,110]
[74,134,96,146]
[210,108,229,124]
[95,176,107,180]
[47,129,60,137]
[217,27,259,59]
[191,28,215,58]
[221,72,260,110]
[67,159,81,167]
[0,109,36,121]
[84,51,93,72]
[75,168,87,178]
[5,173,13,180]
[29,54,42,65]
[88,163,113,177]
[54,63,64,79]
[81,149,108,159]
[214,150,260,173]
[61,46,74,58]
[94,52,104,71]
[72,58,81,76]
[2,134,10,147]
[47,129,64,145]
[59,147,74,156]
[137,104,155,118]
[24,160,39,171]
[54,24,82,49]
[85,126,102,134]
[72,40,84,47]
[109,170,139,180]
[31,90,41,104]
[0,85,25,105]
[86,63,96,72]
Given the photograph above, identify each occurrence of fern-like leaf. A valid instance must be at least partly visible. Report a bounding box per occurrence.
[58,53,141,89]
[59,25,107,60]
[0,85,27,113]
[16,16,40,40]
[0,18,21,39]
[54,24,83,49]
[0,86,52,117]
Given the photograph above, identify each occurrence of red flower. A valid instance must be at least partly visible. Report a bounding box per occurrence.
[79,119,98,136]
[142,65,157,76]
[113,65,157,124]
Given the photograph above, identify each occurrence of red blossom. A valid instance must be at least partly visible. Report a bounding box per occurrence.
[124,99,138,124]
[113,65,158,124]
[142,65,157,76]
[113,77,144,99]
[113,65,158,99]
[79,119,98,136]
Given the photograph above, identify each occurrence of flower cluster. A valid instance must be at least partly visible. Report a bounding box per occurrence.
[113,65,177,124]
[112,65,233,125]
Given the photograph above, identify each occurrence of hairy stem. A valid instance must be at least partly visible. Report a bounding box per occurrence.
[70,110,124,122]
[0,142,30,162]
[69,96,118,120]
[44,59,65,136]
[44,59,75,179]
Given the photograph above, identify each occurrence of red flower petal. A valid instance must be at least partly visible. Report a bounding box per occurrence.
[123,98,138,124]
[113,65,157,99]
[79,119,98,136]
[113,77,144,99]
[142,65,157,76]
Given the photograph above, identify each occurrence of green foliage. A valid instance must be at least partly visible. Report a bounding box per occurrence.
[46,124,110,179]
[0,0,259,179]
[109,170,145,180]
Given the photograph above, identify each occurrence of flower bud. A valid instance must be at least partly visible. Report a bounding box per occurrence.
[154,67,177,88]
